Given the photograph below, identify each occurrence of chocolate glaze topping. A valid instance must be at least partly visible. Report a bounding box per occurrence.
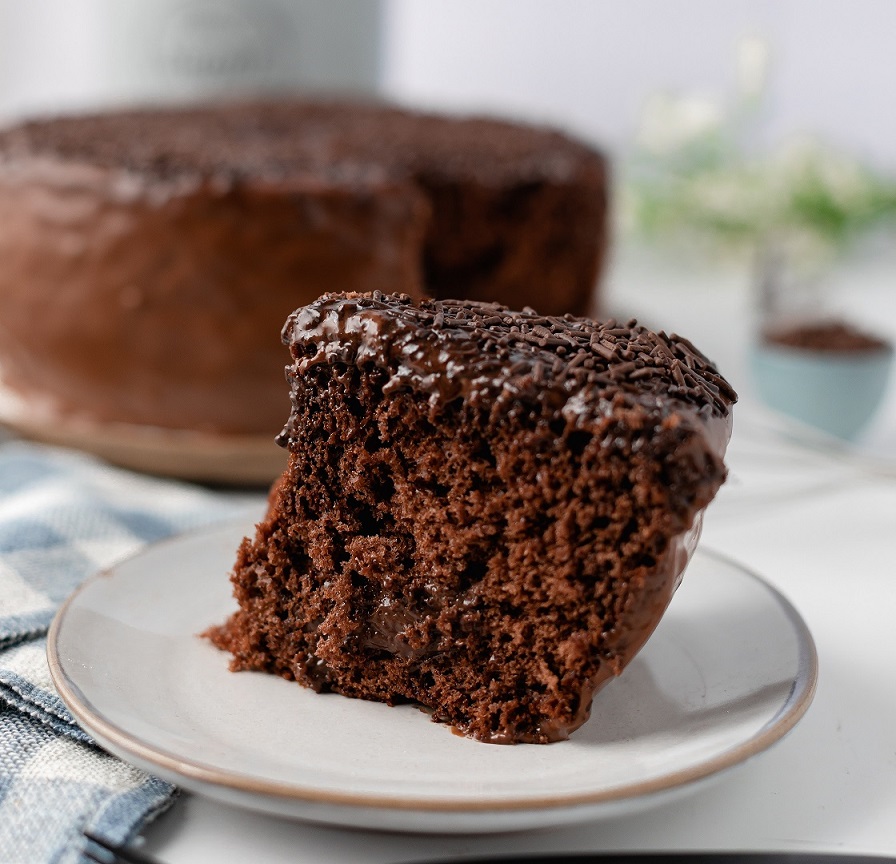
[279,292,737,445]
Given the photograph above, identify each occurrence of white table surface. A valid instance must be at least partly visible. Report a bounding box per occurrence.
[140,250,896,863]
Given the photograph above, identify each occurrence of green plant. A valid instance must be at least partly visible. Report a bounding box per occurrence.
[622,39,896,261]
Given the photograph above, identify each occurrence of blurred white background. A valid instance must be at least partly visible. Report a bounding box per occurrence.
[383,0,896,170]
[2,0,896,168]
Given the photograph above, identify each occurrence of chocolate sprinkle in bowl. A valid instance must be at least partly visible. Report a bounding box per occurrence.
[751,318,894,440]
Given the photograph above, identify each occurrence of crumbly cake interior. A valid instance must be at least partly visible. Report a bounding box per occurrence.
[208,294,735,744]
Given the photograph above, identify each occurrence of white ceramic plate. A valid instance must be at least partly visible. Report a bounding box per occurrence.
[48,518,817,834]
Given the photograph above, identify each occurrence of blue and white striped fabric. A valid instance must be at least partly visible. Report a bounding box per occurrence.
[0,440,261,864]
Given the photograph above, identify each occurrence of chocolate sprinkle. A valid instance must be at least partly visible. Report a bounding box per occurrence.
[282,293,737,436]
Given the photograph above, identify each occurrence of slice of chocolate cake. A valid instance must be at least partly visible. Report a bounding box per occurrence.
[207,293,736,744]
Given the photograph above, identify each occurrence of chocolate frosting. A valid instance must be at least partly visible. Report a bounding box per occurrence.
[280,292,737,443]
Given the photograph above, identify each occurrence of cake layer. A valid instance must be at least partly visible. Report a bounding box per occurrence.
[0,101,607,442]
[209,293,735,743]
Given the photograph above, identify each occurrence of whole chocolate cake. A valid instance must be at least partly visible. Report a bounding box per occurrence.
[207,292,736,744]
[0,101,607,480]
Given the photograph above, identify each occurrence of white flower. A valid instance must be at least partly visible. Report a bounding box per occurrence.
[736,35,771,100]
[636,91,723,156]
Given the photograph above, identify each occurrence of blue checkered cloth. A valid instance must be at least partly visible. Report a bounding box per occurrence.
[0,440,262,864]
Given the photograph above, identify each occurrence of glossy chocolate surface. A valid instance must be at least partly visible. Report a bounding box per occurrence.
[280,292,736,441]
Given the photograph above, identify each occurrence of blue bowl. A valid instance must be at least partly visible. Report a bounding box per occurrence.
[751,341,894,440]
